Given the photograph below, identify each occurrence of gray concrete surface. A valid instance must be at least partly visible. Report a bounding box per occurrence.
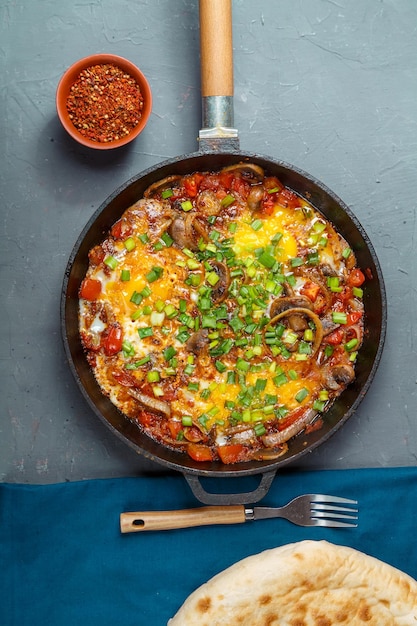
[1,0,416,483]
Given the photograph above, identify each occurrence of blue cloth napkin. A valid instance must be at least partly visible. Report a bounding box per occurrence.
[1,466,416,626]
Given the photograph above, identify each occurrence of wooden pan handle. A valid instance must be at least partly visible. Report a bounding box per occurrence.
[120,505,246,533]
[199,0,233,97]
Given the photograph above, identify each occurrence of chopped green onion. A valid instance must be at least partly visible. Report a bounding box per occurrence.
[251,219,264,231]
[345,338,359,351]
[290,257,303,268]
[120,269,130,282]
[138,233,149,244]
[324,345,334,358]
[313,220,326,233]
[236,358,250,372]
[186,258,200,270]
[176,330,190,343]
[184,363,195,376]
[161,188,174,199]
[255,378,267,392]
[215,360,227,373]
[138,327,153,339]
[161,231,174,247]
[181,200,193,212]
[124,237,136,251]
[147,371,160,383]
[122,341,135,357]
[295,387,309,403]
[150,311,165,326]
[258,250,276,269]
[221,194,235,208]
[327,276,342,293]
[125,355,151,369]
[273,373,287,387]
[206,271,220,286]
[188,382,199,392]
[146,266,164,283]
[226,371,236,385]
[209,229,220,242]
[352,287,363,298]
[242,409,251,422]
[313,399,326,411]
[104,255,118,270]
[304,328,314,342]
[307,251,320,266]
[198,296,211,311]
[181,415,193,426]
[253,423,266,436]
[140,286,152,298]
[229,316,244,333]
[298,341,312,355]
[130,291,143,305]
[342,247,352,259]
[332,311,347,325]
[201,315,217,329]
[164,304,177,318]
[163,346,177,361]
[131,309,142,321]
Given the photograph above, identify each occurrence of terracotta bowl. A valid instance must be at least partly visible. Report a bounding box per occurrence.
[56,53,152,150]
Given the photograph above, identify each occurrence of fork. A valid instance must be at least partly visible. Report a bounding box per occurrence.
[120,494,358,533]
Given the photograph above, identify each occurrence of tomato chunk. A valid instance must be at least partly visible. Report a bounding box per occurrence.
[217,444,245,465]
[347,311,363,325]
[168,421,182,440]
[325,328,344,345]
[347,268,365,287]
[101,323,123,356]
[300,281,321,303]
[80,278,102,300]
[187,443,213,462]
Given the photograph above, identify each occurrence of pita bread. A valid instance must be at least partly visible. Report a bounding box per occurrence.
[168,540,417,625]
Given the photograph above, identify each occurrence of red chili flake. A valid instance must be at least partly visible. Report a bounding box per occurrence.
[66,63,144,143]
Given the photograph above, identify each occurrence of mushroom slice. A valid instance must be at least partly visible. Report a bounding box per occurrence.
[196,189,223,216]
[220,162,265,182]
[261,408,317,447]
[128,388,171,418]
[209,260,231,303]
[247,184,265,212]
[168,213,208,251]
[322,363,355,391]
[269,296,313,319]
[267,307,324,358]
[144,175,182,198]
[186,329,209,355]
[321,314,340,337]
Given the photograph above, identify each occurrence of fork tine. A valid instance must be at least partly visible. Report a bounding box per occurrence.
[310,494,358,505]
[311,510,358,521]
[311,503,358,513]
[312,519,358,528]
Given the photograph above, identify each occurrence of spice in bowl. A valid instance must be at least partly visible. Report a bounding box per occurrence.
[67,63,143,143]
[56,54,152,149]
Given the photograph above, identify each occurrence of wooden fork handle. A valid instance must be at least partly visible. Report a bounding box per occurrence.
[120,505,246,533]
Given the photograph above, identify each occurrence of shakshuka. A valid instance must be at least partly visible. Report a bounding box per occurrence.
[79,163,365,464]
